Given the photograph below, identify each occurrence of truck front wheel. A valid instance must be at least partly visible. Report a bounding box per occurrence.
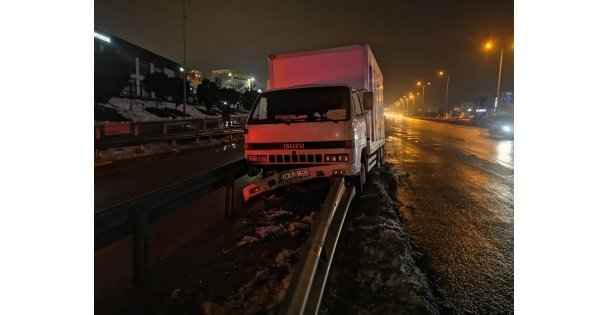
[354,151,368,195]
[377,147,384,167]
[248,166,261,177]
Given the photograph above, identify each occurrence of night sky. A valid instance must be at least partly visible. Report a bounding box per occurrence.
[94,0,513,109]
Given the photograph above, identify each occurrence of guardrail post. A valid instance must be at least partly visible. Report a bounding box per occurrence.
[224,172,235,217]
[195,137,200,145]
[95,127,101,139]
[163,123,167,135]
[217,117,222,129]
[133,210,149,285]
[171,139,177,149]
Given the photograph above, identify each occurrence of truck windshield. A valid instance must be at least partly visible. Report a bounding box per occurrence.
[249,86,350,124]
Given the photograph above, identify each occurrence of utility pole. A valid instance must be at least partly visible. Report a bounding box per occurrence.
[494,48,504,115]
[182,0,187,119]
[421,85,425,112]
[444,75,450,117]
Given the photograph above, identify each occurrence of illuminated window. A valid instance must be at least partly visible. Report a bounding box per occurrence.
[253,97,268,120]
[352,93,363,115]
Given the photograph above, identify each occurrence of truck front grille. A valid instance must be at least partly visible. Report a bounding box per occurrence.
[266,154,322,164]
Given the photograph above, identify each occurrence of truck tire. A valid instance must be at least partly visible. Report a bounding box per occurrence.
[248,166,261,177]
[354,150,368,195]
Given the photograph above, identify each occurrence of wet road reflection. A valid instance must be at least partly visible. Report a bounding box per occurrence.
[385,117,514,314]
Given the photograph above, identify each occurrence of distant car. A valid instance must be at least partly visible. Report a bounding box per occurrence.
[488,115,514,139]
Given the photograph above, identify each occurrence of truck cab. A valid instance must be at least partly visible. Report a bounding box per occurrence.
[243,45,384,201]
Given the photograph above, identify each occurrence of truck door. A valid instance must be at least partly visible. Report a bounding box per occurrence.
[369,65,374,141]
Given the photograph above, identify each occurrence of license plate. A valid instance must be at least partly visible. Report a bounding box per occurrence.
[280,169,310,182]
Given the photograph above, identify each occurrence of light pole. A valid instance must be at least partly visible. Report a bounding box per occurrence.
[438,70,450,118]
[182,0,187,118]
[495,48,504,115]
[484,41,504,116]
[411,93,418,115]
[416,81,430,115]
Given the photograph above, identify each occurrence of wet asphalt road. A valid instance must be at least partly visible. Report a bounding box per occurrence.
[385,117,514,314]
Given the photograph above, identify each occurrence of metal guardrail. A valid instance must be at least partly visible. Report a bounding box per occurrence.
[414,117,491,128]
[94,116,248,160]
[95,128,244,150]
[279,177,356,315]
[94,115,248,139]
[94,159,248,284]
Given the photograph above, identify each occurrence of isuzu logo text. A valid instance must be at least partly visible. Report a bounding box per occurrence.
[283,143,305,149]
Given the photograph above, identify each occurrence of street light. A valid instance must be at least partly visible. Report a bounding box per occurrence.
[416,81,431,115]
[438,70,450,118]
[180,67,186,118]
[484,40,504,116]
[409,94,415,115]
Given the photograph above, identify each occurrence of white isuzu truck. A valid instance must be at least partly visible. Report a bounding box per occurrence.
[243,44,385,201]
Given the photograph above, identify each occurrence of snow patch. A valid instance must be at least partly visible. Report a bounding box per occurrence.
[319,164,439,314]
[97,138,227,162]
[202,249,301,315]
[237,235,259,247]
[96,97,250,122]
[255,225,287,239]
[301,211,318,225]
[287,222,310,236]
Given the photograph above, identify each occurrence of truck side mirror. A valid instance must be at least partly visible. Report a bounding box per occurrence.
[363,92,373,111]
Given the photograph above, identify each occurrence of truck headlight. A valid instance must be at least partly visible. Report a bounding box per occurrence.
[325,155,337,162]
[247,155,268,163]
[324,154,349,162]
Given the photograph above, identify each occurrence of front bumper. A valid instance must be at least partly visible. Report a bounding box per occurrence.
[243,164,356,201]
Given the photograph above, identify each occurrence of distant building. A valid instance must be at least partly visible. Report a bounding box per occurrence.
[457,102,475,112]
[501,91,514,105]
[208,69,255,92]
[498,91,514,115]
[94,30,183,98]
[477,96,492,109]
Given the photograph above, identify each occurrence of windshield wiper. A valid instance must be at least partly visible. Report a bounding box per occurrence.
[312,116,341,123]
[274,118,292,125]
